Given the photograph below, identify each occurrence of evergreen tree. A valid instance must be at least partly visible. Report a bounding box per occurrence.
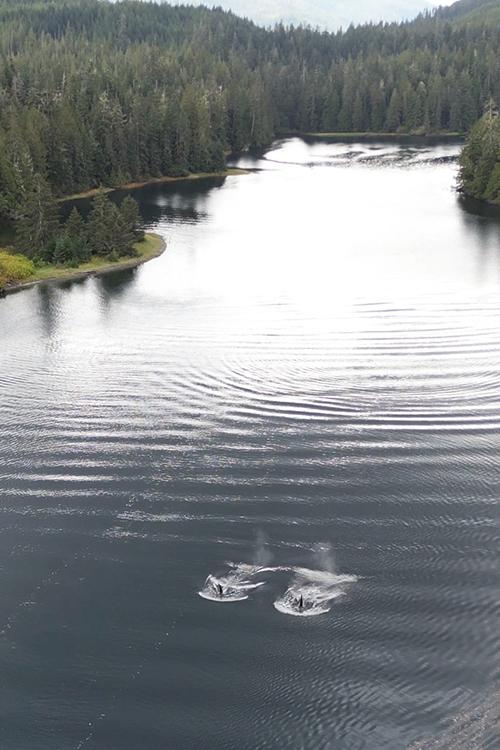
[87,192,141,258]
[87,193,120,257]
[53,234,74,266]
[15,173,59,258]
[369,83,386,132]
[321,90,340,132]
[120,196,144,244]
[113,211,134,257]
[386,89,402,132]
[65,207,90,262]
[458,101,500,203]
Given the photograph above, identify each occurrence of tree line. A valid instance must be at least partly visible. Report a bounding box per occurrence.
[0,0,500,254]
[458,101,500,205]
[17,186,144,266]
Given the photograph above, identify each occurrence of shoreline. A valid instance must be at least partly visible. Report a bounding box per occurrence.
[1,232,166,298]
[459,190,500,210]
[289,131,465,140]
[60,168,249,203]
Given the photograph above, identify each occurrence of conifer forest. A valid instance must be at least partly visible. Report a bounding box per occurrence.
[1,0,500,259]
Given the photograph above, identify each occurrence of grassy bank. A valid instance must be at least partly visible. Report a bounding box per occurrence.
[61,168,249,203]
[0,233,165,296]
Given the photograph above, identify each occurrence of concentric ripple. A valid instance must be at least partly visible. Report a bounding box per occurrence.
[0,138,499,750]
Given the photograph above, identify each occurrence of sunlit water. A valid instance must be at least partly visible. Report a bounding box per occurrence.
[1,138,499,749]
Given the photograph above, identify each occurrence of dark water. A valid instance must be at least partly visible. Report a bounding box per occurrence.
[1,139,500,750]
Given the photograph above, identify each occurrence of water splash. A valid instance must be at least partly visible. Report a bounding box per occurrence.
[274,545,357,617]
[198,563,268,603]
[199,543,357,615]
[199,532,276,603]
[313,542,337,574]
[253,530,273,568]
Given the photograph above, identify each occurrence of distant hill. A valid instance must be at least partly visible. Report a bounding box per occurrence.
[160,0,437,29]
[436,0,500,22]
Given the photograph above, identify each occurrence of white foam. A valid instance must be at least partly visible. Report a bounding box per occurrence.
[199,556,358,615]
[198,590,250,603]
[198,569,267,603]
[273,567,357,617]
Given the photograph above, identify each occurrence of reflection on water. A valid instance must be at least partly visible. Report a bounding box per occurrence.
[0,138,499,750]
[94,268,140,311]
[34,284,61,337]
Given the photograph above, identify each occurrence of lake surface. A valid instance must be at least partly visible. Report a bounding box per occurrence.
[1,138,499,750]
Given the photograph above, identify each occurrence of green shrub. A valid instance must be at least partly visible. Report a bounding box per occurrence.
[0,250,35,288]
[169,165,190,178]
[122,245,140,258]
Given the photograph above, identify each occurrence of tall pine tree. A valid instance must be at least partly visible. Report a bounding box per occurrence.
[15,173,59,259]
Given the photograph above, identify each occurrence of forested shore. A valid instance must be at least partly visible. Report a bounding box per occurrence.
[0,187,162,292]
[0,233,165,296]
[0,0,499,263]
[61,167,248,202]
[458,102,500,205]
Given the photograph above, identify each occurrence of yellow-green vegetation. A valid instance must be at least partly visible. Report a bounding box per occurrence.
[0,250,35,289]
[0,234,164,293]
